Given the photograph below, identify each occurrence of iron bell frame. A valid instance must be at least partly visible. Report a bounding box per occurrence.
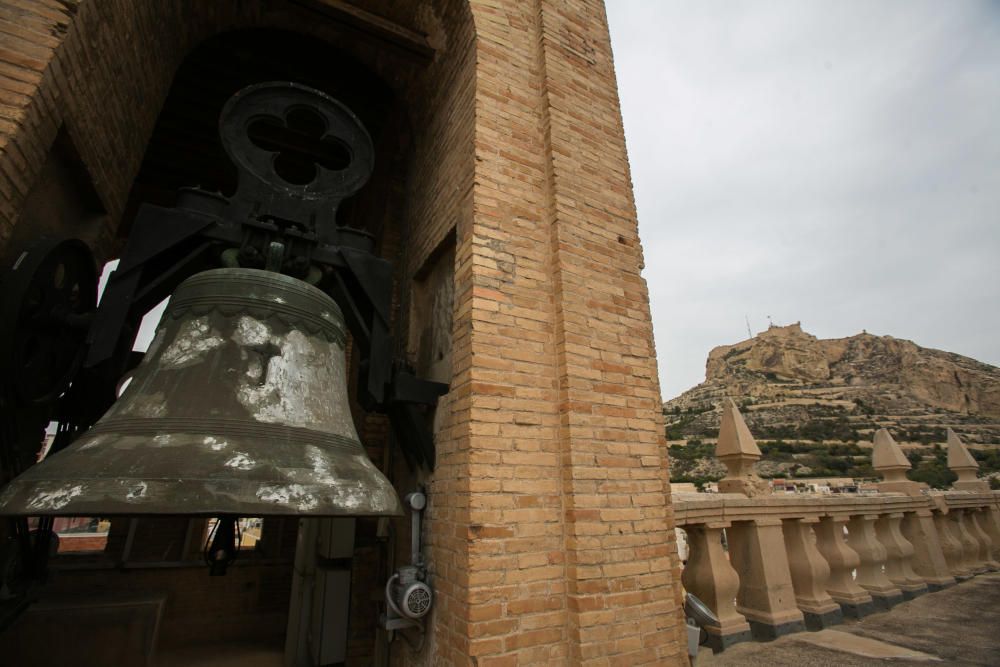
[11,82,448,474]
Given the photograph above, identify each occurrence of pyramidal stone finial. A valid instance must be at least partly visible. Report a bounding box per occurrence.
[872,429,909,479]
[872,428,923,495]
[715,398,768,496]
[946,428,978,470]
[716,398,761,459]
[947,428,986,491]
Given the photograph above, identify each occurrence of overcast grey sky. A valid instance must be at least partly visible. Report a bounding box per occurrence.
[605,0,1000,400]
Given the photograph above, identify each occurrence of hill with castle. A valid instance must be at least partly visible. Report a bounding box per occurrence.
[663,323,1000,485]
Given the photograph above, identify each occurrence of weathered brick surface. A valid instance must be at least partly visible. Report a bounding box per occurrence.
[537,2,687,663]
[0,1,687,664]
[436,1,687,664]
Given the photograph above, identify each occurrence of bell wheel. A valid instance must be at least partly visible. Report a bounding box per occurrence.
[0,239,97,405]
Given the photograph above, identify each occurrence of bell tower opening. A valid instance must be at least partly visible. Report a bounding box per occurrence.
[106,28,410,661]
[0,0,490,659]
[0,25,429,666]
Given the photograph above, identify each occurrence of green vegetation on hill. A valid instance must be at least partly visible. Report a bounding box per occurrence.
[665,405,713,440]
[904,444,1000,489]
[972,447,1000,471]
[907,444,955,489]
[756,440,875,478]
[750,415,860,443]
[901,426,947,445]
[667,439,720,490]
[668,409,864,443]
[668,438,877,488]
[669,438,1000,490]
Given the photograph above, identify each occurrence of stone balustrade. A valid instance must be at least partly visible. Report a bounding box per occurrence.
[672,401,1000,653]
[674,488,1000,650]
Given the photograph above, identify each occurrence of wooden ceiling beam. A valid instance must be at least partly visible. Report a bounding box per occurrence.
[288,0,435,61]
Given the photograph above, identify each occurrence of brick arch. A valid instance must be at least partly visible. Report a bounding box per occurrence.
[0,0,476,264]
[0,1,479,662]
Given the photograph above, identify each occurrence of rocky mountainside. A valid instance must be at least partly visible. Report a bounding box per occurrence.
[664,323,1000,446]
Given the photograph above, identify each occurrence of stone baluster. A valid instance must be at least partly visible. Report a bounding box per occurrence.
[870,429,954,591]
[900,509,955,590]
[933,505,973,579]
[680,522,751,652]
[964,508,998,570]
[944,429,990,571]
[715,399,770,497]
[951,509,987,574]
[781,517,842,630]
[814,516,874,618]
[974,506,1000,567]
[947,429,989,492]
[727,519,805,640]
[874,512,927,599]
[846,514,903,610]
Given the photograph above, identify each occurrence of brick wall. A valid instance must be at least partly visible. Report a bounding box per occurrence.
[397,1,478,664]
[417,1,687,664]
[537,2,686,663]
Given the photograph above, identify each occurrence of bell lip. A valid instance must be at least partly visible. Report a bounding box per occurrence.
[0,435,405,519]
[0,268,403,520]
[0,483,405,519]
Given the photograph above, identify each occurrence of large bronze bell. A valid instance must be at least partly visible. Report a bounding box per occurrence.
[0,268,402,518]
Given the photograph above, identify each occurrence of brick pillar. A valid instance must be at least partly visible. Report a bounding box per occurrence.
[456,1,688,664]
[535,1,686,663]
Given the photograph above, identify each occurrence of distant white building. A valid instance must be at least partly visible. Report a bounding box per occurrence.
[770,477,860,494]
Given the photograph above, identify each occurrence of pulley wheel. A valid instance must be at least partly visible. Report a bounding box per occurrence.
[0,239,97,406]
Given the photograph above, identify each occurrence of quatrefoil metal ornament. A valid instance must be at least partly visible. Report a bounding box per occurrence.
[219,82,375,243]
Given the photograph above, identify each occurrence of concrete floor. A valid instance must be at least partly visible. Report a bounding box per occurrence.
[697,572,1000,666]
[156,643,283,667]
[152,574,999,666]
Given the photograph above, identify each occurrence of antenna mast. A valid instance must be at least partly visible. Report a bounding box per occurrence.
[745,315,752,339]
